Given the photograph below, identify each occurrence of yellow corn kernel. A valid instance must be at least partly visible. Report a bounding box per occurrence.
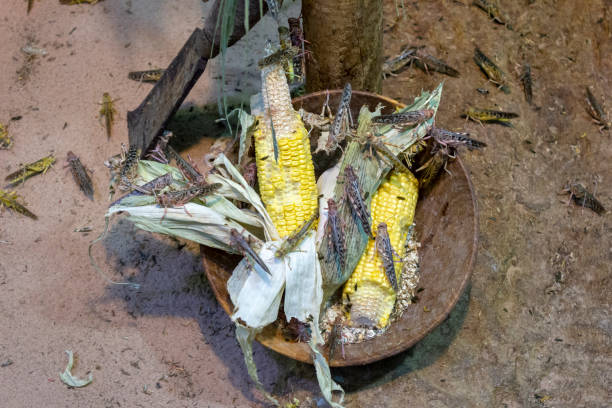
[342,170,419,328]
[254,64,318,238]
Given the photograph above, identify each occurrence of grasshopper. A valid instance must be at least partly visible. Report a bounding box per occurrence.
[473,0,512,29]
[375,223,401,292]
[382,46,418,78]
[5,154,55,187]
[128,69,165,83]
[229,229,272,276]
[412,52,460,77]
[99,92,118,139]
[520,64,533,105]
[563,183,606,215]
[0,123,12,150]
[473,48,510,93]
[325,198,347,273]
[416,149,447,189]
[144,130,173,164]
[463,107,518,126]
[327,316,345,361]
[364,136,412,174]
[585,87,611,131]
[343,165,373,239]
[118,144,141,190]
[111,173,173,207]
[157,183,221,220]
[0,189,37,219]
[257,46,300,70]
[275,211,318,258]
[372,109,434,126]
[429,127,487,150]
[66,151,94,199]
[326,83,353,150]
[166,145,209,186]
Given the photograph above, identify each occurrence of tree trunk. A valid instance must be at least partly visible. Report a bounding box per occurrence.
[302,0,383,93]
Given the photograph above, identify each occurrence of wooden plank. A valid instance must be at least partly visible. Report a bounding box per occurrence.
[128,0,267,154]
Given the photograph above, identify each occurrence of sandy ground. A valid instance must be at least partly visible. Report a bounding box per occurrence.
[0,0,610,407]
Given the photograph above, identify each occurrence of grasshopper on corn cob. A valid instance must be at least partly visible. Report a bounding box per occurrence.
[342,170,419,328]
[254,57,318,238]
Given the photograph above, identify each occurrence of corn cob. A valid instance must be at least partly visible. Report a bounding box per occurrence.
[342,170,419,328]
[254,61,318,238]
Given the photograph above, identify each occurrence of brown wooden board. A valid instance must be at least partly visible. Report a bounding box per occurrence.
[128,0,267,155]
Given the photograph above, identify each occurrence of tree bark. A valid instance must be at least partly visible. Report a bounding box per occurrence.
[302,0,383,93]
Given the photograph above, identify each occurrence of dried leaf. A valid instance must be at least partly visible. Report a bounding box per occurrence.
[59,350,93,388]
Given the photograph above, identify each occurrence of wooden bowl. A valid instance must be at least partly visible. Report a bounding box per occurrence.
[201,90,478,367]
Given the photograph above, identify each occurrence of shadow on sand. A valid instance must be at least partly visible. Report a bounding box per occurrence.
[97,218,470,405]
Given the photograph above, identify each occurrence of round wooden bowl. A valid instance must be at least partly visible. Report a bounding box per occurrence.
[201,90,478,367]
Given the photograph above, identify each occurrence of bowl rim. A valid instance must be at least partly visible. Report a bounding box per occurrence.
[201,90,479,366]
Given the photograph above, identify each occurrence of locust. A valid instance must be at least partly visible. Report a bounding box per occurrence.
[585,87,611,131]
[343,165,373,239]
[257,46,300,70]
[99,92,118,139]
[520,64,533,105]
[429,128,487,150]
[283,316,311,343]
[412,52,460,77]
[325,198,346,273]
[382,46,459,78]
[326,83,353,150]
[5,154,55,187]
[0,189,37,219]
[128,69,165,83]
[66,151,94,199]
[229,229,272,276]
[145,130,173,163]
[382,46,418,78]
[463,107,518,126]
[275,211,318,258]
[473,0,512,28]
[375,223,400,292]
[241,162,257,188]
[474,48,509,93]
[111,173,174,207]
[0,123,12,150]
[277,27,301,83]
[564,183,606,215]
[288,15,307,80]
[418,128,486,188]
[166,145,207,185]
[327,316,345,361]
[157,183,222,219]
[364,136,412,174]
[416,149,447,189]
[118,144,140,189]
[105,143,139,199]
[372,109,434,126]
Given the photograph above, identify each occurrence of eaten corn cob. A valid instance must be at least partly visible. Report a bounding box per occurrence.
[254,61,318,238]
[342,170,419,328]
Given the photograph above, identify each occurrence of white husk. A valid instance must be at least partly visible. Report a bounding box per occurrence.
[59,350,93,388]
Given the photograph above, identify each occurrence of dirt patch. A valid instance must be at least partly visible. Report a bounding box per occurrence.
[0,0,610,407]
